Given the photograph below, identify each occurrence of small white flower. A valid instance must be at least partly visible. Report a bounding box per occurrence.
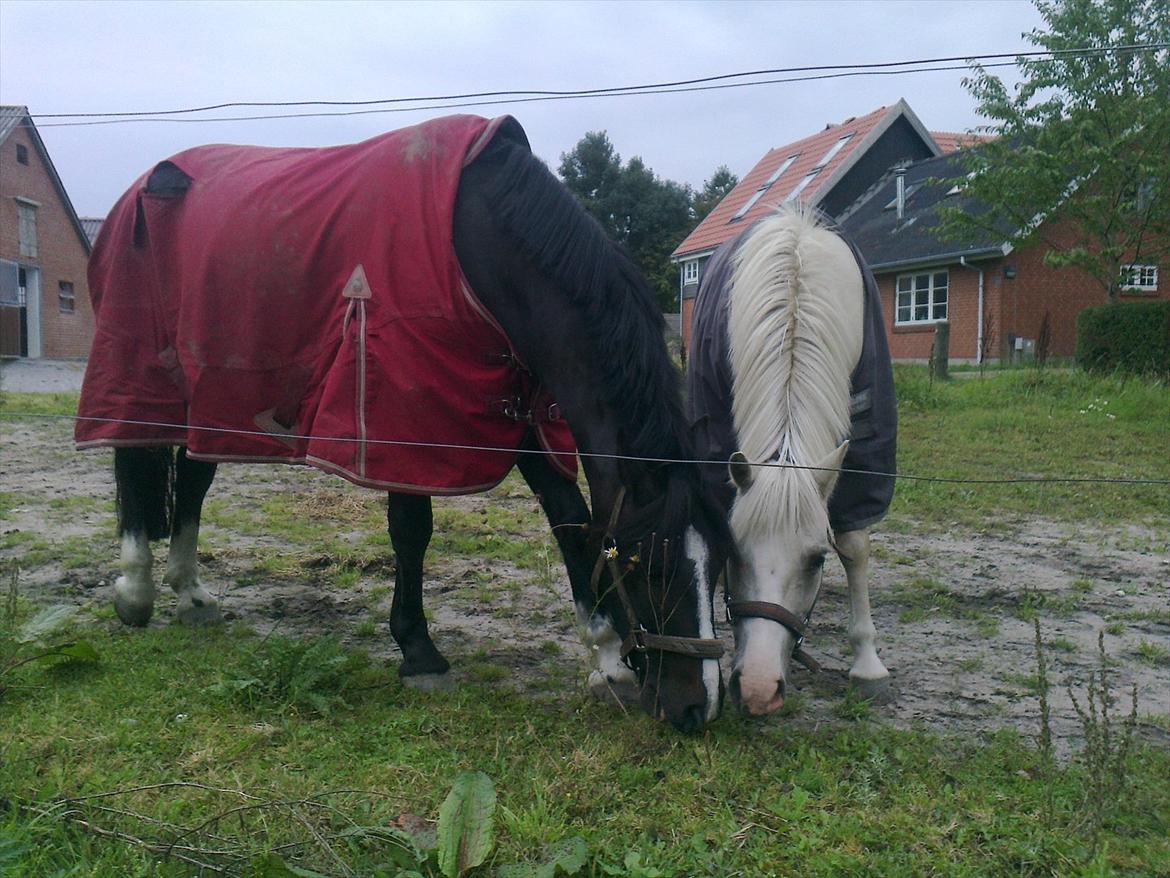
[175,713,189,722]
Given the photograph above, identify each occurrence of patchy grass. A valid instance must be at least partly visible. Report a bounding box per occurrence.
[891,368,1170,531]
[0,390,80,417]
[1134,641,1170,668]
[1,624,1168,877]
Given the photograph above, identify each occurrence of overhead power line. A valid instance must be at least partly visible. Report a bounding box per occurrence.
[28,43,1168,128]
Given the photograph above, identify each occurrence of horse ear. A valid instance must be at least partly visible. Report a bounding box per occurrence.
[729,451,754,491]
[813,441,849,500]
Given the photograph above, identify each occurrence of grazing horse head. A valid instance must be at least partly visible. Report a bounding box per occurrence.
[720,207,864,716]
[725,444,846,714]
[587,461,732,731]
[453,121,735,732]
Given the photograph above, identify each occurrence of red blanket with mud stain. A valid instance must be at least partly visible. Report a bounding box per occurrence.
[75,114,577,493]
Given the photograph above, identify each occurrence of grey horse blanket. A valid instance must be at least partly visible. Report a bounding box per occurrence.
[687,217,897,532]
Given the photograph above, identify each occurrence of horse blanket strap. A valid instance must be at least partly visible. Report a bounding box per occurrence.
[75,114,577,493]
[726,601,821,672]
[591,488,725,662]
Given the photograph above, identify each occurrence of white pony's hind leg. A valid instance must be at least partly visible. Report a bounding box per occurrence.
[114,531,155,626]
[836,528,892,702]
[576,602,638,705]
[165,522,221,625]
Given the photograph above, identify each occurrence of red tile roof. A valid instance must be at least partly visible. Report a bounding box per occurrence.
[673,104,899,259]
[930,130,993,153]
[673,99,947,260]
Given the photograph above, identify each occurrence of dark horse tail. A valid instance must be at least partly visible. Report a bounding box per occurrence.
[114,447,176,540]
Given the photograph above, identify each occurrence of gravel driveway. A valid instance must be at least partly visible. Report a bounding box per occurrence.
[0,358,86,393]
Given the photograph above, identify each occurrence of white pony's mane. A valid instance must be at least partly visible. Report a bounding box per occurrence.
[727,205,863,537]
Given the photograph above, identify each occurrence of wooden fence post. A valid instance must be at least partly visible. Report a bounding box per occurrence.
[931,320,950,381]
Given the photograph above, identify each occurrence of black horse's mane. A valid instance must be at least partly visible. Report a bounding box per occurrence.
[474,132,688,462]
[472,128,732,553]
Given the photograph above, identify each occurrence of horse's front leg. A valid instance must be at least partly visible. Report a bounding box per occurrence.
[516,444,638,703]
[387,492,450,683]
[166,450,221,625]
[835,528,892,702]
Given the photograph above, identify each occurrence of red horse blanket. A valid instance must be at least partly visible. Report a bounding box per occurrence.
[76,114,577,493]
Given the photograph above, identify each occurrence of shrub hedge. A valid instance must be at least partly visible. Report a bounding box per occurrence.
[1076,300,1170,377]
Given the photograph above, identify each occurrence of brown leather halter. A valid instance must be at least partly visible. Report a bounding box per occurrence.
[725,598,821,673]
[589,488,725,664]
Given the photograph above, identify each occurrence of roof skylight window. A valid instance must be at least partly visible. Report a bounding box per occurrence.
[730,189,767,220]
[783,172,819,204]
[730,153,801,222]
[812,133,854,171]
[763,154,799,186]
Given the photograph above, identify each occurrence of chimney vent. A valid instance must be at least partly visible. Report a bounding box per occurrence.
[894,167,907,222]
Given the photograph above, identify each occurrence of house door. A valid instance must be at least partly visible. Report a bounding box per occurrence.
[0,260,39,358]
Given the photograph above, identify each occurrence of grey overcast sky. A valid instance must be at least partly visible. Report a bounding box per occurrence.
[0,0,1046,218]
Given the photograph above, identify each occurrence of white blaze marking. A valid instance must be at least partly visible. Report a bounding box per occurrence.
[686,527,721,723]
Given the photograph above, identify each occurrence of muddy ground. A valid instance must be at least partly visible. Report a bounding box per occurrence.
[3,415,1168,752]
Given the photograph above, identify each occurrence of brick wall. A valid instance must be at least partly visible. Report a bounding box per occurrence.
[878,261,999,362]
[876,225,1167,364]
[0,124,94,359]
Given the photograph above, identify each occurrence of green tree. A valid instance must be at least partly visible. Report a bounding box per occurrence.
[558,131,623,229]
[693,165,739,224]
[559,132,696,312]
[947,0,1169,301]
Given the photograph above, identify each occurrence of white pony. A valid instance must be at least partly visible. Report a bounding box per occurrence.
[688,206,895,717]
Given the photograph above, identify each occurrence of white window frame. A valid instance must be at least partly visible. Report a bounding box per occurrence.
[683,260,700,284]
[1120,264,1158,291]
[895,270,949,325]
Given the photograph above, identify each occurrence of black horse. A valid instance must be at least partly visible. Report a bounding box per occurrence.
[77,115,732,732]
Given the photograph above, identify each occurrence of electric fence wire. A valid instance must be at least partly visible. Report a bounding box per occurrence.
[3,410,1168,487]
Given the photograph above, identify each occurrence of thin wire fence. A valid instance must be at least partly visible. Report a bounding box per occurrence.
[3,409,1167,488]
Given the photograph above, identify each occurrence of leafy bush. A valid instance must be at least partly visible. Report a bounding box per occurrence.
[1076,300,1170,377]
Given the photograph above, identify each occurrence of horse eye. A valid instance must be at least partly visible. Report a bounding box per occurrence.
[807,553,827,573]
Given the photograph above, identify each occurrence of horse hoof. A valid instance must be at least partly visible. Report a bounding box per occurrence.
[850,674,894,704]
[176,595,223,626]
[114,594,153,627]
[401,672,454,692]
[587,670,640,708]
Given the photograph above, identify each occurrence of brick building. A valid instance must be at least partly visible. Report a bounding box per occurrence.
[671,100,950,355]
[0,105,94,359]
[674,100,1162,364]
[840,151,1166,363]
